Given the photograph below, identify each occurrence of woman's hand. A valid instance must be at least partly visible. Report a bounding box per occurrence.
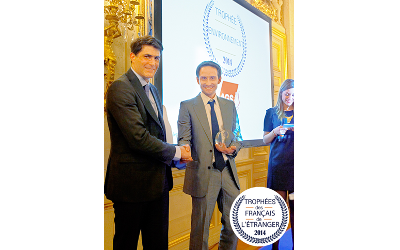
[274,125,286,136]
[263,125,286,144]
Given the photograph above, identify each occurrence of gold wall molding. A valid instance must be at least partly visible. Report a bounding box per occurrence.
[168,233,191,248]
[235,158,256,167]
[245,0,283,25]
[104,0,147,113]
[253,162,268,173]
[104,201,114,210]
[272,26,288,81]
[272,26,286,38]
[244,0,289,91]
[254,176,268,187]
[237,169,252,192]
[170,184,184,193]
[272,43,281,72]
[172,170,186,179]
[104,2,122,113]
[252,146,269,156]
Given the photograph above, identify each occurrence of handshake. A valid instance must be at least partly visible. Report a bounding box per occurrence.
[179,144,193,163]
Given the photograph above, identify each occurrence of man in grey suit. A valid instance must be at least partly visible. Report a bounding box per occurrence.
[105,36,191,250]
[178,61,242,250]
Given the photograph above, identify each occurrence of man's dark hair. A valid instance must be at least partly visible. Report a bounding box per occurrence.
[196,61,222,78]
[130,35,163,55]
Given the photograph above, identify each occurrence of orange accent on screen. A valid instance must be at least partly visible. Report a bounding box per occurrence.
[219,81,238,102]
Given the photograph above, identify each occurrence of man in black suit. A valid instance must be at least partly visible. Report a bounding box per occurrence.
[105,35,192,250]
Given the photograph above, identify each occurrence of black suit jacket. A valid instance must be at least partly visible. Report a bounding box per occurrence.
[105,69,175,203]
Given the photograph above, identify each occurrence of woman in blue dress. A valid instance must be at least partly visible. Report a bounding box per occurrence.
[263,79,294,250]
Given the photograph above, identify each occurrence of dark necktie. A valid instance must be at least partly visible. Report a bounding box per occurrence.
[208,99,225,171]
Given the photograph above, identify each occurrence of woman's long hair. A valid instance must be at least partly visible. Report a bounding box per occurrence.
[275,79,294,121]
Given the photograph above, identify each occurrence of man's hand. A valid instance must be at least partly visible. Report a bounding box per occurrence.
[179,144,193,163]
[215,143,236,155]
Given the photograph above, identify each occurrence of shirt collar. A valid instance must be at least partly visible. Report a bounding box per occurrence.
[200,92,219,106]
[131,67,148,87]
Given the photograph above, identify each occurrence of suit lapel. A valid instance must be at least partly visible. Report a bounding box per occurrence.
[126,69,162,128]
[192,94,213,146]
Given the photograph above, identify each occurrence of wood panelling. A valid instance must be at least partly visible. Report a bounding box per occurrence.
[254,176,268,188]
[271,25,288,105]
[272,43,281,72]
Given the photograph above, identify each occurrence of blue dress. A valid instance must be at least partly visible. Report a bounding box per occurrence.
[263,107,294,192]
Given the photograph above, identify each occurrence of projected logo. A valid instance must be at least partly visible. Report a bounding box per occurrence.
[203,0,247,77]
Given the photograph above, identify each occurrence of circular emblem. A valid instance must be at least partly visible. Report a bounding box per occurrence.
[230,187,289,246]
[203,0,247,77]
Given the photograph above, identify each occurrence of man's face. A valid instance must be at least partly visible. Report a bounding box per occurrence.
[130,45,160,82]
[197,66,221,98]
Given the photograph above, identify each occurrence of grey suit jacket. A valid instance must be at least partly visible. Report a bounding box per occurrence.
[178,94,242,198]
[105,69,176,203]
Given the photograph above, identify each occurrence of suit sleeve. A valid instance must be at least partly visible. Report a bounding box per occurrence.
[106,80,176,165]
[177,101,192,147]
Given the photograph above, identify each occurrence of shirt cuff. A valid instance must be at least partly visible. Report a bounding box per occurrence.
[173,146,181,161]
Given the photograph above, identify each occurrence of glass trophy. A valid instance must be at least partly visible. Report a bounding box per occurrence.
[215,130,237,146]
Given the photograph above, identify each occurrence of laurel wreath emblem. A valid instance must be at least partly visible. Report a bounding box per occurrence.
[203,0,247,77]
[231,195,289,244]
